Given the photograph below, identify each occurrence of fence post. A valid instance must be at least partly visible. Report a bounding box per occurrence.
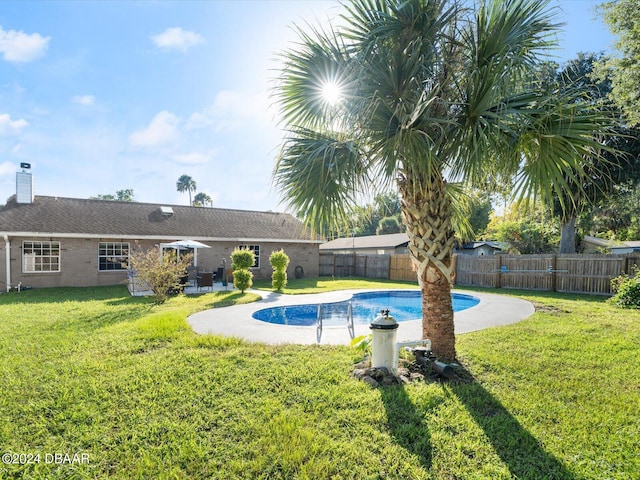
[550,255,557,292]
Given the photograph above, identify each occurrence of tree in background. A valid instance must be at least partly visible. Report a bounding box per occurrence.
[376,216,402,235]
[231,248,255,293]
[193,192,213,207]
[91,189,135,201]
[484,202,558,254]
[597,0,640,126]
[270,249,290,291]
[467,190,493,238]
[274,0,614,360]
[351,193,402,237]
[176,175,197,206]
[536,53,622,253]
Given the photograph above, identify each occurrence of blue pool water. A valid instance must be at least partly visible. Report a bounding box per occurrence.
[252,290,480,327]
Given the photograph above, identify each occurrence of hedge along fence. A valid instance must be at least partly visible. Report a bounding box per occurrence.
[319,252,640,295]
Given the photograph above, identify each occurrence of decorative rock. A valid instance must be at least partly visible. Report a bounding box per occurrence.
[352,369,367,379]
[362,376,380,388]
[371,367,390,380]
[352,358,431,388]
[381,376,397,386]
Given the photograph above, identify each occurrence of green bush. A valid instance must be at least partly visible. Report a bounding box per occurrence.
[271,270,287,291]
[230,248,255,293]
[270,249,290,291]
[232,269,253,293]
[128,246,193,304]
[231,249,255,270]
[609,266,640,308]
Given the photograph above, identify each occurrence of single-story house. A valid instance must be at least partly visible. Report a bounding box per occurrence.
[320,232,410,255]
[583,235,640,255]
[320,233,503,257]
[456,241,503,256]
[0,174,321,290]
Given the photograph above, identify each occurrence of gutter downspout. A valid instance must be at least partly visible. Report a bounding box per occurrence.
[3,235,10,292]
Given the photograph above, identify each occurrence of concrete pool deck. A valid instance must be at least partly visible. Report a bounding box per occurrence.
[187,289,535,346]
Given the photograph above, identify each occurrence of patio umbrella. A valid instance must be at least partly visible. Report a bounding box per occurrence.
[163,239,211,266]
[164,239,211,249]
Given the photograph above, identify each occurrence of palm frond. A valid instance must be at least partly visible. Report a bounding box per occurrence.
[275,23,353,130]
[273,128,370,234]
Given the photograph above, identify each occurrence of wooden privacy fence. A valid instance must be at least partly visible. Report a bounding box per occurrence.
[319,253,391,279]
[447,254,640,295]
[319,252,640,295]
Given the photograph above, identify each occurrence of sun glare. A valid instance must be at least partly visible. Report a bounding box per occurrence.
[321,81,342,106]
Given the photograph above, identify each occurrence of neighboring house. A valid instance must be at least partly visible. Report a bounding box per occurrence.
[320,233,410,255]
[0,174,320,290]
[320,233,504,256]
[456,241,503,256]
[582,235,640,255]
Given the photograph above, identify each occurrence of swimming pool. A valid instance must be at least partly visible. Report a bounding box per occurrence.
[252,290,480,327]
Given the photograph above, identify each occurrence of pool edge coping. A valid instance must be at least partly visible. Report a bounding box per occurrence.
[187,288,536,346]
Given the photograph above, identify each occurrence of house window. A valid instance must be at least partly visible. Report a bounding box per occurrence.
[23,241,60,272]
[238,244,260,268]
[99,242,130,271]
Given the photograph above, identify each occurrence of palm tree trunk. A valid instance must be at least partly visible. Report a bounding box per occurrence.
[399,171,457,361]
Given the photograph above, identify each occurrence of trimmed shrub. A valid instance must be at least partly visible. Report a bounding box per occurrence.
[270,249,290,291]
[231,249,255,270]
[231,248,255,293]
[232,269,253,293]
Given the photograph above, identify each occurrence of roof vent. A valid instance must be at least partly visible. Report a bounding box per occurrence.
[160,206,174,216]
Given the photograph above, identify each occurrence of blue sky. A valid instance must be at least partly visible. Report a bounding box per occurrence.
[0,0,615,212]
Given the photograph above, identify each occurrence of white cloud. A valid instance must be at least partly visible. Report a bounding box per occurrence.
[0,26,50,63]
[71,95,95,106]
[0,113,28,135]
[185,90,273,133]
[0,161,16,176]
[129,111,180,148]
[173,151,213,165]
[151,27,204,52]
[185,112,212,130]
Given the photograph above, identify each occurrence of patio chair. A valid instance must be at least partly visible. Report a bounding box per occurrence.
[187,266,198,286]
[215,267,224,283]
[198,272,214,291]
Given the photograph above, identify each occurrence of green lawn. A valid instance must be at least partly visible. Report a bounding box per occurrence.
[0,281,638,479]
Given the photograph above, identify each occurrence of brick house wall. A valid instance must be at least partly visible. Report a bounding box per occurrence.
[0,237,320,290]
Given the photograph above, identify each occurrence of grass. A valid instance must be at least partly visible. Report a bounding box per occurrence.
[0,281,638,479]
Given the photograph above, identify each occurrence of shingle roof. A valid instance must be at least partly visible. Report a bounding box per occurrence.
[0,196,318,242]
[320,232,409,250]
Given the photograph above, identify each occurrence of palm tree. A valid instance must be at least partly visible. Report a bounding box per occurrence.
[193,192,213,207]
[176,175,197,206]
[274,0,615,360]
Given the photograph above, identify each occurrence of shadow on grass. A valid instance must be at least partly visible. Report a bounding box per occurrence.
[379,386,433,470]
[379,369,574,479]
[448,367,575,480]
